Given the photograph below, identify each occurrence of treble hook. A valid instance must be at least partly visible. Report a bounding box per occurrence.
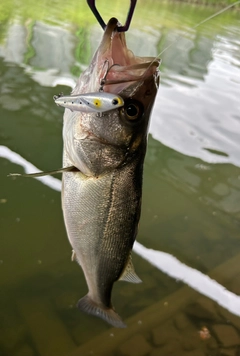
[86,0,137,32]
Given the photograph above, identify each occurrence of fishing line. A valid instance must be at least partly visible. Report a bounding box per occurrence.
[136,0,240,89]
[158,1,240,58]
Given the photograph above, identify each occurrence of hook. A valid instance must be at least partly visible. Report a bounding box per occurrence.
[99,61,121,91]
[87,0,137,32]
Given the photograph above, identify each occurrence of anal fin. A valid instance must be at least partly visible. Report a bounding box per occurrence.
[119,254,142,284]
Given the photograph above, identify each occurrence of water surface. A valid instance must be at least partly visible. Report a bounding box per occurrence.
[0,1,240,355]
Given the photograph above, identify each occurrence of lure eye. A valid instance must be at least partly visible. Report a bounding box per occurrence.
[125,100,143,121]
[112,98,119,105]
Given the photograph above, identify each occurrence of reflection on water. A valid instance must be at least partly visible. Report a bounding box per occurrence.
[151,20,240,166]
[1,0,240,355]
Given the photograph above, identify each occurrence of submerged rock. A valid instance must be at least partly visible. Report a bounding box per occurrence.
[185,297,221,321]
[174,312,192,330]
[118,334,152,356]
[211,324,240,347]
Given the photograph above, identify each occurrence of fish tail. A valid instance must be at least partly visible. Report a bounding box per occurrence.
[77,295,126,329]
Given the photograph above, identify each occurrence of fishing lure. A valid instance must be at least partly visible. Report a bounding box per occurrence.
[53,92,124,113]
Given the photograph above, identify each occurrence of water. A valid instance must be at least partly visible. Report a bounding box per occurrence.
[0,1,240,355]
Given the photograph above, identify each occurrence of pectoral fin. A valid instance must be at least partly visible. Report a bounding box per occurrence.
[119,254,142,284]
[8,166,78,178]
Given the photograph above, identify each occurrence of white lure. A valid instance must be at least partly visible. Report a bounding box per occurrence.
[53,92,124,113]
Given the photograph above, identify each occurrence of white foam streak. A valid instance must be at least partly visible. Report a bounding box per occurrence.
[133,241,240,317]
[0,145,61,192]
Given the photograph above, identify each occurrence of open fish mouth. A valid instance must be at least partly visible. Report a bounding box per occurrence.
[72,17,160,96]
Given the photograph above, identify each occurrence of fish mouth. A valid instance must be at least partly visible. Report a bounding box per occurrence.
[73,17,160,95]
[98,17,160,93]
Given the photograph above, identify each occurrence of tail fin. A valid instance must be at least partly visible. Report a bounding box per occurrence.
[77,295,126,328]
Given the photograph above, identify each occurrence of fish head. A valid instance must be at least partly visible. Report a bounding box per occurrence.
[63,17,160,176]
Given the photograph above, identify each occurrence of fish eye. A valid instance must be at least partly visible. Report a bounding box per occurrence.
[125,100,143,121]
[126,104,138,117]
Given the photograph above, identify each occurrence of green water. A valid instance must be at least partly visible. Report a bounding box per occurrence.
[0,1,240,355]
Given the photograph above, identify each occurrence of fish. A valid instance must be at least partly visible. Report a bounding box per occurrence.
[62,17,160,328]
[53,92,124,113]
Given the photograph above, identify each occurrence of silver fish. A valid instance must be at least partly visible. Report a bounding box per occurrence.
[62,17,160,328]
[54,92,124,113]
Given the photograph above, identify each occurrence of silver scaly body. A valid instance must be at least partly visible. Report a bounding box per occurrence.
[62,18,160,328]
